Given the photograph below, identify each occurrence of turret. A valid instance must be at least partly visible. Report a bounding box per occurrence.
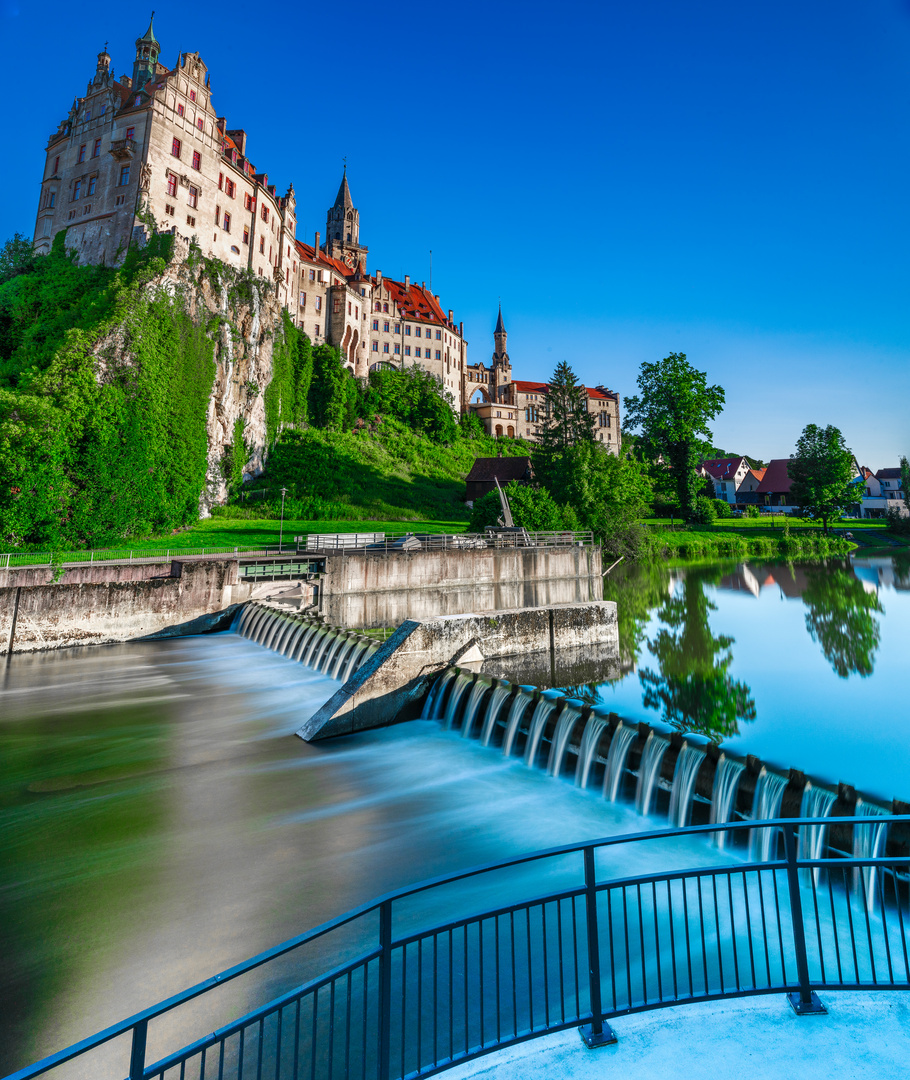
[132,13,161,92]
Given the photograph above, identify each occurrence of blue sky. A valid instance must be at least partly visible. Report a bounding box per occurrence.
[2,0,908,466]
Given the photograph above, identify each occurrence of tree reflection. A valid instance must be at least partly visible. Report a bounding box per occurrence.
[639,571,756,742]
[803,567,883,678]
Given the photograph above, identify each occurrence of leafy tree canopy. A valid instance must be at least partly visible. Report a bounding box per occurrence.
[803,567,883,678]
[468,481,578,533]
[788,423,857,534]
[623,353,725,520]
[535,360,596,456]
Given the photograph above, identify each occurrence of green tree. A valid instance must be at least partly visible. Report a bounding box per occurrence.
[535,361,596,457]
[361,365,457,442]
[308,344,355,431]
[623,352,725,520]
[639,570,756,742]
[788,423,856,534]
[803,567,883,678]
[901,455,910,514]
[0,233,36,285]
[468,481,578,533]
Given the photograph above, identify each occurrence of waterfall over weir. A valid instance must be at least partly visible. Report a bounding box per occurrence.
[668,744,707,828]
[234,603,378,678]
[749,769,790,862]
[710,756,746,849]
[635,732,670,816]
[603,723,638,803]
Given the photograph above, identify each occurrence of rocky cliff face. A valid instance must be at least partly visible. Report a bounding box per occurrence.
[155,236,285,515]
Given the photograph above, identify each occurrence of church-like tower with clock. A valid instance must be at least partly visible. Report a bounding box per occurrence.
[324,167,368,271]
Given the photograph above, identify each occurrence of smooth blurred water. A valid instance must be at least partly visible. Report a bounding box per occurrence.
[0,634,715,1076]
[589,554,910,804]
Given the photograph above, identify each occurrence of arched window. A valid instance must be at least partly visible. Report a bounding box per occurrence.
[374,302,381,311]
[383,303,389,313]
[495,424,503,437]
[507,426,514,438]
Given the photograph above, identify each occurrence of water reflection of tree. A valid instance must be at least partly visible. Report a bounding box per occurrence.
[639,570,756,742]
[602,561,673,667]
[803,567,883,678]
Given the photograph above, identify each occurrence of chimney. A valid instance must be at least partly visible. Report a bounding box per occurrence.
[421,281,425,289]
[404,275,410,288]
[448,309,453,322]
[459,321,464,336]
[314,231,320,253]
[376,270,382,284]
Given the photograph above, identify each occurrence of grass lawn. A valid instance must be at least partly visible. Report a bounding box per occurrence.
[102,517,470,553]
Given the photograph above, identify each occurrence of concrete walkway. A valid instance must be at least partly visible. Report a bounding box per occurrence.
[445,992,910,1080]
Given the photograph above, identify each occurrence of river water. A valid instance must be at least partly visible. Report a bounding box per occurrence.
[1,554,906,1075]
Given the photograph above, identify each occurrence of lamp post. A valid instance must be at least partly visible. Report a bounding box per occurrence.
[278,487,287,551]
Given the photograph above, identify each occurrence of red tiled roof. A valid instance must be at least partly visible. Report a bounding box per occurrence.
[747,468,766,482]
[382,278,452,328]
[700,456,747,480]
[512,380,549,394]
[294,240,354,280]
[755,459,793,494]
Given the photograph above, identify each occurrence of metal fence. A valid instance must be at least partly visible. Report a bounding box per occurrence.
[6,815,910,1080]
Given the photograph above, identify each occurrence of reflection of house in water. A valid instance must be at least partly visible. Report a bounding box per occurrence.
[718,565,761,597]
[854,558,910,594]
[713,563,811,599]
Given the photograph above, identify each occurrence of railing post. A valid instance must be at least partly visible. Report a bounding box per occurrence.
[783,826,826,1014]
[128,1019,148,1080]
[580,846,616,1047]
[378,899,393,1080]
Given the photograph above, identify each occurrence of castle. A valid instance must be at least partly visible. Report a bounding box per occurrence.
[32,17,619,449]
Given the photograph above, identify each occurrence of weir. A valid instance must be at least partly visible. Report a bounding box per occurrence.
[425,666,908,901]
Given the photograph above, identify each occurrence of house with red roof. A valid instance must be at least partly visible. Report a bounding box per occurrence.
[755,459,797,511]
[697,457,752,504]
[859,467,908,519]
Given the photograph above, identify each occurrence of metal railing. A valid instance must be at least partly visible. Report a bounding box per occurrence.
[6,815,910,1080]
[298,530,595,554]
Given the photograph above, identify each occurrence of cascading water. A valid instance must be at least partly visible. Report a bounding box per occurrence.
[603,722,638,802]
[798,784,837,874]
[522,696,561,766]
[443,673,474,730]
[667,744,707,828]
[853,801,890,909]
[423,668,457,721]
[501,691,535,757]
[709,755,746,849]
[546,705,583,776]
[574,714,609,789]
[479,686,512,746]
[635,732,670,816]
[460,681,491,740]
[748,769,790,862]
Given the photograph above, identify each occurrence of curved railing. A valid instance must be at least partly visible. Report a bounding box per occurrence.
[6,816,910,1080]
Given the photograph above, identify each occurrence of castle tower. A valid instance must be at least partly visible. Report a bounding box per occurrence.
[93,44,112,88]
[132,13,161,92]
[492,306,512,402]
[325,167,368,270]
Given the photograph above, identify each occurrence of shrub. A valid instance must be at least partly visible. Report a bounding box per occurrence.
[692,495,717,525]
[744,505,760,519]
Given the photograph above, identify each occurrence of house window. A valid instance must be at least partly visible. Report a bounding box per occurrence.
[78,145,86,163]
[223,212,231,232]
[355,306,358,318]
[188,185,198,207]
[134,95,141,106]
[197,118,204,131]
[125,127,135,141]
[172,138,181,158]
[177,103,184,117]
[92,138,102,158]
[192,150,201,170]
[394,324,400,334]
[242,226,249,244]
[84,110,91,122]
[372,319,379,330]
[87,176,96,196]
[167,174,177,197]
[119,165,130,185]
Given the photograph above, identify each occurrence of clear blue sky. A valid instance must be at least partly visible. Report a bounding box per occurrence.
[2,0,908,466]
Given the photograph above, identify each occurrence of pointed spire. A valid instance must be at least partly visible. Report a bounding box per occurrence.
[138,12,159,46]
[333,166,353,210]
[495,305,506,335]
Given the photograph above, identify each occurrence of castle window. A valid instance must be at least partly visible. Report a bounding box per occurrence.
[53,155,60,174]
[383,343,389,353]
[177,104,184,117]
[73,180,82,200]
[46,191,56,208]
[167,174,177,197]
[190,89,197,102]
[315,323,320,336]
[372,320,379,330]
[118,165,130,185]
[374,302,381,311]
[126,127,135,141]
[172,138,182,158]
[225,179,235,198]
[383,321,390,333]
[372,342,378,352]
[348,301,352,315]
[192,151,201,170]
[165,204,175,216]
[87,176,96,196]
[218,172,223,189]
[346,233,351,241]
[300,292,306,309]
[259,237,265,254]
[436,330,442,340]
[315,297,322,312]
[187,215,196,226]
[84,111,91,122]
[405,326,411,336]
[355,306,358,318]
[242,226,249,244]
[261,206,269,222]
[405,346,411,356]
[100,106,106,116]
[415,348,421,358]
[134,95,141,106]
[394,343,400,354]
[309,269,315,281]
[197,118,204,131]
[435,350,441,360]
[383,303,389,313]
[333,299,341,314]
[78,145,86,163]
[394,324,400,334]
[223,212,231,232]
[92,138,102,158]
[188,186,198,208]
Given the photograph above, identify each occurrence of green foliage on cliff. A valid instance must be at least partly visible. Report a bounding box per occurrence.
[0,234,226,548]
